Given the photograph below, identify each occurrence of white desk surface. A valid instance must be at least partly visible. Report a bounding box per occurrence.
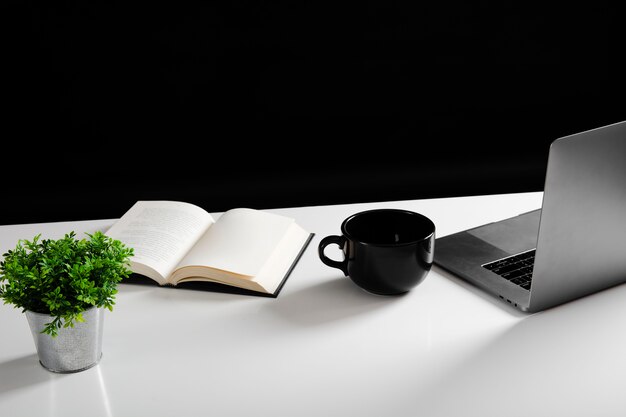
[2,192,626,417]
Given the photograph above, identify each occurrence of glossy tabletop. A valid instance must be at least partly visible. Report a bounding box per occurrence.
[2,192,626,417]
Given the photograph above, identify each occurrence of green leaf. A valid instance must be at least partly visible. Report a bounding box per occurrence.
[0,231,134,337]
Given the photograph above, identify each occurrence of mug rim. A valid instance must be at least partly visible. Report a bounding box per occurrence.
[340,208,435,247]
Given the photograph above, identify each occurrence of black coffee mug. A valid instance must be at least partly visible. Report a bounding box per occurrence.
[318,209,435,295]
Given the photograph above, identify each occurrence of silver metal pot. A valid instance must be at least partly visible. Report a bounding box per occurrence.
[25,307,104,373]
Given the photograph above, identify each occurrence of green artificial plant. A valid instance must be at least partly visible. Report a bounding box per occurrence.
[0,231,133,337]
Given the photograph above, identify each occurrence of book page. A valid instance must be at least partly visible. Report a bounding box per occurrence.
[105,201,215,284]
[175,208,295,277]
[251,223,311,293]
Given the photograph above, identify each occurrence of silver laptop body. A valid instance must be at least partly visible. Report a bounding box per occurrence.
[434,120,626,313]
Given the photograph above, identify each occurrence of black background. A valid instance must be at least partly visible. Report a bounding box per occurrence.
[2,2,623,224]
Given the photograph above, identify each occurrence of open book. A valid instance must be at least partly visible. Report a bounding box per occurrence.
[105,201,313,297]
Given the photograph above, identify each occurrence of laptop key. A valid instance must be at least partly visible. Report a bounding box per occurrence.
[483,259,510,270]
[483,249,534,291]
[491,262,525,275]
[517,250,536,260]
[510,277,526,285]
[501,268,526,280]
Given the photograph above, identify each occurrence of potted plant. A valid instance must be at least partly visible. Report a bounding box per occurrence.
[0,231,133,373]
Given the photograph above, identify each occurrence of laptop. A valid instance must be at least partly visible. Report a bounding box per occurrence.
[434,120,626,313]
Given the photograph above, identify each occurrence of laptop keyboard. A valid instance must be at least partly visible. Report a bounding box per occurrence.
[481,249,535,291]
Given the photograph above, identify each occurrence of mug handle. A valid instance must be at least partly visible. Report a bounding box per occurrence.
[318,235,348,276]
